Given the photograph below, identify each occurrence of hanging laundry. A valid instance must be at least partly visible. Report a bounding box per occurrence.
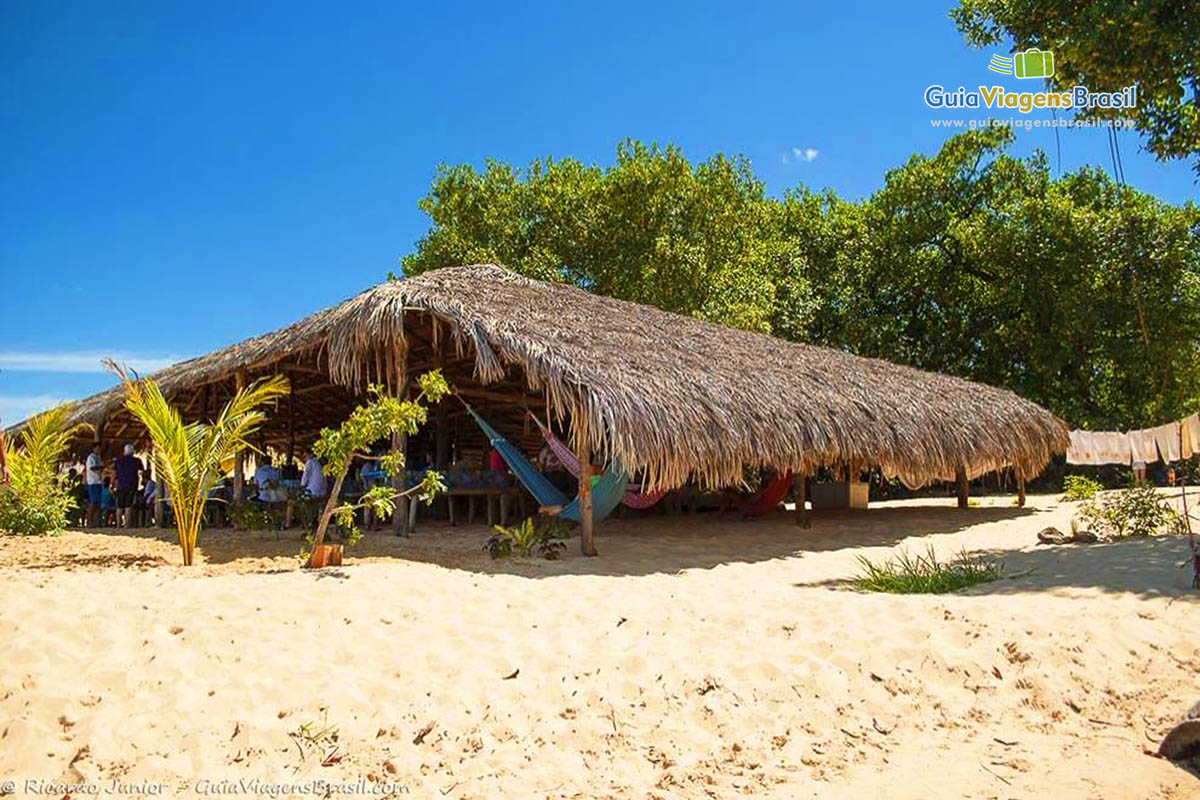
[1128,428,1159,463]
[1094,431,1131,465]
[1181,413,1200,459]
[1066,430,1098,465]
[1151,422,1181,463]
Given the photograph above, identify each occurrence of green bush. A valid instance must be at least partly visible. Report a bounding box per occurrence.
[485,517,569,560]
[1073,482,1185,540]
[0,485,75,536]
[1061,474,1103,501]
[228,502,286,532]
[852,546,1004,594]
[0,406,85,536]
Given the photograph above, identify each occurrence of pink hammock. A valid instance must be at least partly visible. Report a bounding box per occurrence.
[540,427,667,509]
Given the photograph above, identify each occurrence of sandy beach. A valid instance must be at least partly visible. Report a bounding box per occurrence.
[1,494,1197,799]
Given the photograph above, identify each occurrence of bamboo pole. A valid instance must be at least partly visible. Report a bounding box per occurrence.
[794,472,810,528]
[1016,465,1026,507]
[955,466,969,509]
[577,415,596,557]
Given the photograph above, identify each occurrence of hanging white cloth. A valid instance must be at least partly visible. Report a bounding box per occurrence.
[1151,422,1181,463]
[1066,430,1098,465]
[1094,431,1131,465]
[1181,413,1200,459]
[1128,428,1160,463]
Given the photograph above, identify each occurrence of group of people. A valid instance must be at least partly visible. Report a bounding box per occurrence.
[77,442,156,528]
[251,449,328,503]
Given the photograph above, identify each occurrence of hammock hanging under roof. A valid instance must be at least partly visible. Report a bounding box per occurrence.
[532,418,667,509]
[461,402,628,526]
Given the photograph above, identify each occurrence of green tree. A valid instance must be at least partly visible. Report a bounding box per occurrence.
[307,372,450,560]
[951,0,1200,171]
[110,362,290,566]
[807,128,1200,429]
[403,139,815,334]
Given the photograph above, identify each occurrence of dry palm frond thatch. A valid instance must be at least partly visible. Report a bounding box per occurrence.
[26,265,1068,490]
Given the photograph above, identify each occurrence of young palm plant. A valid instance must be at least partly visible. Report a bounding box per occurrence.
[108,360,289,566]
[0,405,90,535]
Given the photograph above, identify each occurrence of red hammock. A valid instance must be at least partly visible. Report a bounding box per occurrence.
[736,470,793,516]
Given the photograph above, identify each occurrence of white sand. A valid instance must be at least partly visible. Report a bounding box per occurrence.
[1,495,1197,799]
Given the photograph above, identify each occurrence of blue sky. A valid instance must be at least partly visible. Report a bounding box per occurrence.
[2,1,1195,423]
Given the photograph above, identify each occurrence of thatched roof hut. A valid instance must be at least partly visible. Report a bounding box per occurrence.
[28,264,1068,490]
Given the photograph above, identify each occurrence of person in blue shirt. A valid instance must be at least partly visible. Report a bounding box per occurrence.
[100,478,117,526]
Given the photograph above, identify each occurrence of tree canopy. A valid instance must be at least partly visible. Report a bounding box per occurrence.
[951,0,1200,172]
[403,136,1200,432]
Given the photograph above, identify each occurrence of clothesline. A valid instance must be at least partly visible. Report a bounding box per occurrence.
[1066,412,1200,466]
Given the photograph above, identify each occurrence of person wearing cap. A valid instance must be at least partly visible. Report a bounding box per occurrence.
[113,444,144,528]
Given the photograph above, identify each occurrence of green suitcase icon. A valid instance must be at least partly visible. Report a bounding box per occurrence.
[1013,49,1054,79]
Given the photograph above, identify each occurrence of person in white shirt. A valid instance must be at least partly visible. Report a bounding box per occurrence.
[254,455,285,503]
[84,442,104,527]
[299,449,328,498]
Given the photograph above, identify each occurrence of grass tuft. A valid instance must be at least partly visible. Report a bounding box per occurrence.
[852,546,1004,594]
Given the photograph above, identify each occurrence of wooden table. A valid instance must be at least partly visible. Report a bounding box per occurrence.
[446,487,526,527]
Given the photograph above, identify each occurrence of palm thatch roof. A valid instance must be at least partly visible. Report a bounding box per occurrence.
[31,264,1068,489]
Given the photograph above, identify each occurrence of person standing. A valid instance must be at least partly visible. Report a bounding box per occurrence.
[84,442,104,527]
[113,444,143,528]
[300,448,328,498]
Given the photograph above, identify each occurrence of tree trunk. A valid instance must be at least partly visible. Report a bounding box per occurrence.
[1016,465,1026,507]
[310,472,346,560]
[956,466,969,509]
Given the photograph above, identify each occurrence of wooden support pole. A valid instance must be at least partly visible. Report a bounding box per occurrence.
[153,461,165,528]
[793,472,810,528]
[577,418,596,557]
[287,371,295,466]
[955,466,969,509]
[232,371,246,504]
[392,344,410,537]
[1016,465,1026,507]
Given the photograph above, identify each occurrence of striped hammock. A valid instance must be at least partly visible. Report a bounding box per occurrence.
[540,426,667,509]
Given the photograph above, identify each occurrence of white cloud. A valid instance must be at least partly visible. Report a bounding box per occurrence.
[0,351,182,374]
[792,146,820,163]
[0,394,69,425]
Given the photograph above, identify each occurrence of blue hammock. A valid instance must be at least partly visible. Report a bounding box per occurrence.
[462,403,628,525]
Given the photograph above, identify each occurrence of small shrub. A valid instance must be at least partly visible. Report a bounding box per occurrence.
[228,502,286,532]
[1061,475,1103,502]
[852,546,1004,594]
[486,517,570,560]
[1073,482,1185,540]
[0,406,86,536]
[0,488,74,536]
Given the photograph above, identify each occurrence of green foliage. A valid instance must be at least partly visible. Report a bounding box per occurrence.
[1073,482,1186,540]
[305,373,449,560]
[0,406,88,535]
[403,140,816,334]
[228,502,286,532]
[951,0,1200,172]
[485,517,569,560]
[852,546,1005,594]
[1061,474,1103,502]
[110,360,290,565]
[403,135,1200,433]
